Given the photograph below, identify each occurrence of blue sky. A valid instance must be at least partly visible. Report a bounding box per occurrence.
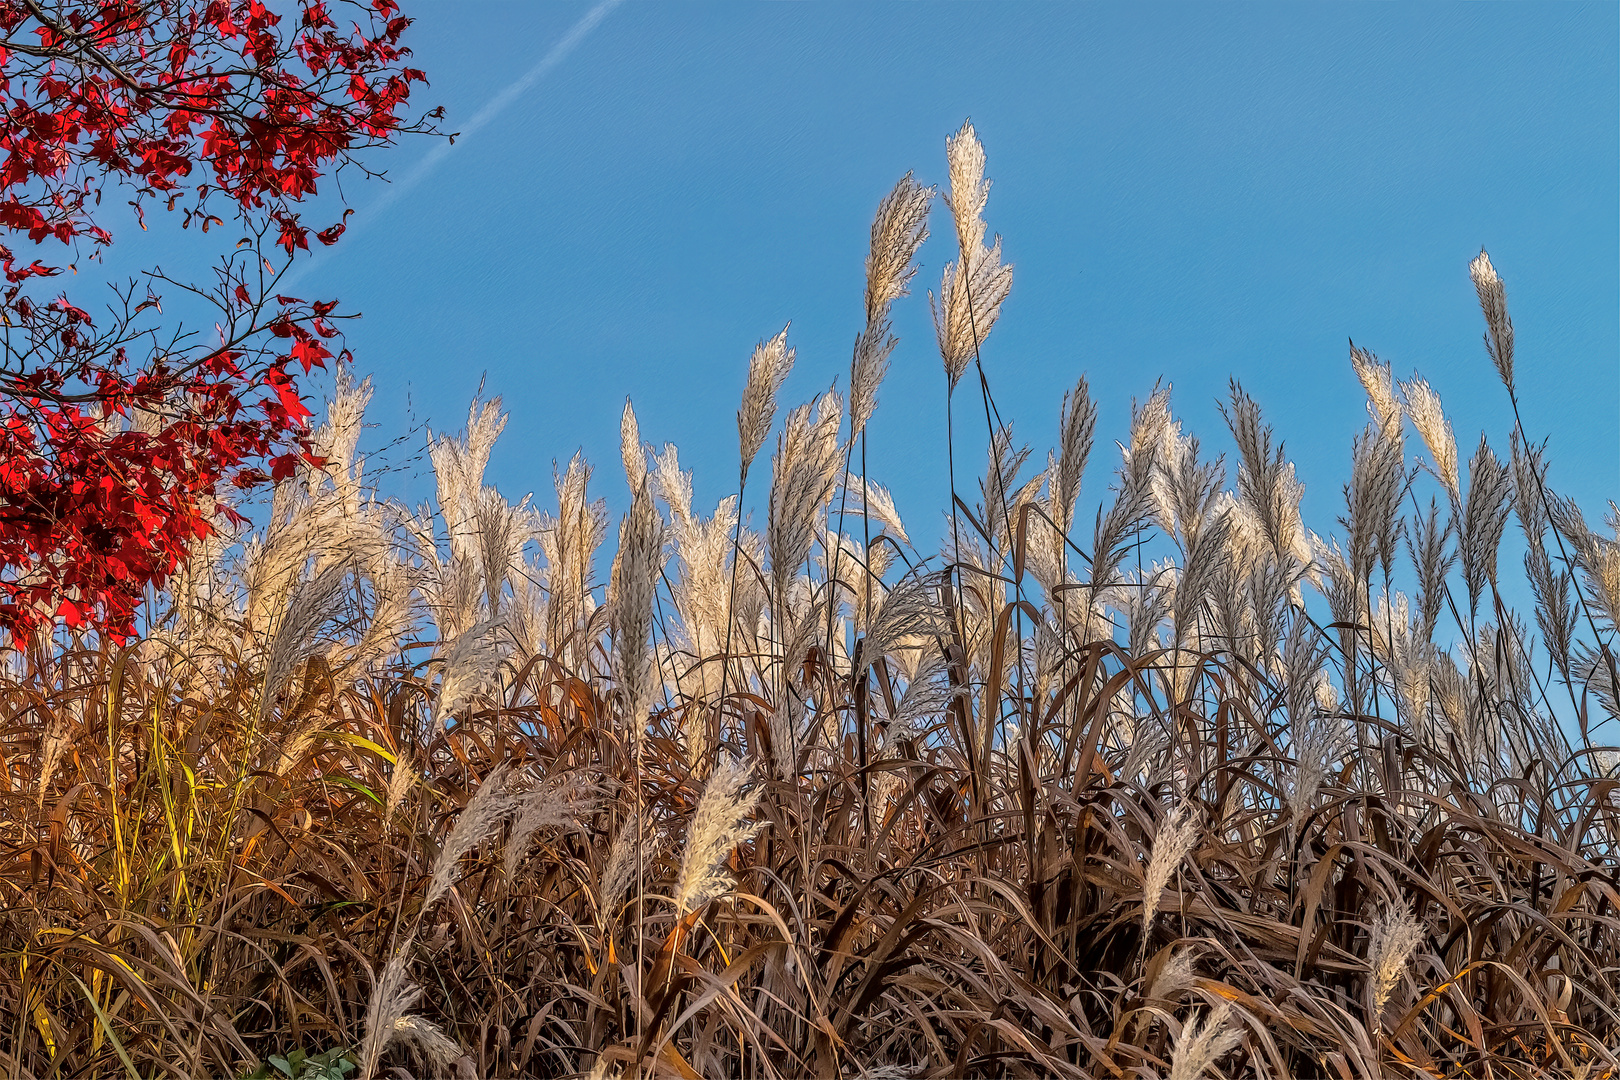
[287,1,1615,547]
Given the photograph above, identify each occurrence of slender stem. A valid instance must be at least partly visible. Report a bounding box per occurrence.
[715,468,748,762]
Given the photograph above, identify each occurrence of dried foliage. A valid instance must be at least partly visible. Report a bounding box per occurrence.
[1,128,1617,1080]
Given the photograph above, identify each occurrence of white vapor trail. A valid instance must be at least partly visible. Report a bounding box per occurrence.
[291,0,621,284]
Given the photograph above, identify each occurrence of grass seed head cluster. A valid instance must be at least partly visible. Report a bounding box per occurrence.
[1,122,1617,1079]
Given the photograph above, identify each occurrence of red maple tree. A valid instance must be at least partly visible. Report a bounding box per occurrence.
[0,0,435,644]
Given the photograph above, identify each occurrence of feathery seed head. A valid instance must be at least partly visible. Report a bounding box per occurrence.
[886,649,963,749]
[390,1014,461,1074]
[1469,250,1515,392]
[1367,904,1425,1031]
[1509,431,1549,541]
[738,326,795,479]
[620,399,647,495]
[1407,497,1456,639]
[865,173,934,325]
[432,617,509,733]
[1168,1002,1244,1080]
[1350,345,1401,433]
[932,238,1013,392]
[674,756,764,913]
[1401,377,1459,500]
[932,122,1013,391]
[1146,945,1200,1004]
[383,750,418,823]
[598,812,645,921]
[652,442,693,527]
[768,390,844,606]
[945,121,990,258]
[863,569,948,676]
[1341,421,1405,587]
[1459,435,1513,612]
[1143,797,1200,932]
[505,770,598,880]
[359,941,420,1080]
[1051,376,1098,538]
[852,175,935,434]
[849,325,896,439]
[260,562,354,724]
[424,763,516,913]
[842,476,910,547]
[610,482,664,735]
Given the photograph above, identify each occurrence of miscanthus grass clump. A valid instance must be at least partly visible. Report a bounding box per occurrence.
[1,123,1617,1080]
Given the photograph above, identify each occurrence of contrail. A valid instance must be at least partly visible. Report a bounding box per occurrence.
[290,0,621,284]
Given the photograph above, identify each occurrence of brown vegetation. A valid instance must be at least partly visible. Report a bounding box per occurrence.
[1,124,1616,1080]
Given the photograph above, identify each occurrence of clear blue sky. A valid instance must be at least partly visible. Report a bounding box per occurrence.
[292,1,1615,546]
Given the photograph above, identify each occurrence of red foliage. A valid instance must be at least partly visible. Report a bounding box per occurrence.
[0,0,434,643]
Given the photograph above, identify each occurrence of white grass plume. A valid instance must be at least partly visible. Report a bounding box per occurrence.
[1407,497,1456,640]
[1401,376,1459,501]
[944,120,991,256]
[259,561,353,723]
[432,617,509,733]
[674,757,763,913]
[358,940,422,1080]
[1288,700,1349,823]
[1170,506,1232,650]
[1168,1001,1244,1080]
[383,750,418,823]
[609,482,663,733]
[389,1013,461,1074]
[768,391,844,607]
[1469,249,1515,393]
[1132,944,1201,1042]
[1574,642,1620,720]
[1151,422,1224,553]
[1548,497,1620,632]
[354,545,417,670]
[840,476,909,547]
[738,326,795,480]
[473,486,532,619]
[978,422,1034,557]
[505,770,599,880]
[1146,945,1199,1004]
[932,121,1013,392]
[1366,903,1425,1032]
[539,452,610,658]
[429,396,509,577]
[309,365,373,514]
[1110,563,1175,659]
[35,698,77,809]
[1143,796,1200,933]
[862,569,948,677]
[1049,376,1098,545]
[424,763,515,913]
[1458,435,1513,613]
[1222,380,1309,573]
[851,174,933,436]
[1342,419,1404,589]
[1351,344,1401,433]
[864,173,934,322]
[652,442,694,526]
[1092,387,1171,594]
[885,649,962,750]
[598,812,644,921]
[620,398,647,495]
